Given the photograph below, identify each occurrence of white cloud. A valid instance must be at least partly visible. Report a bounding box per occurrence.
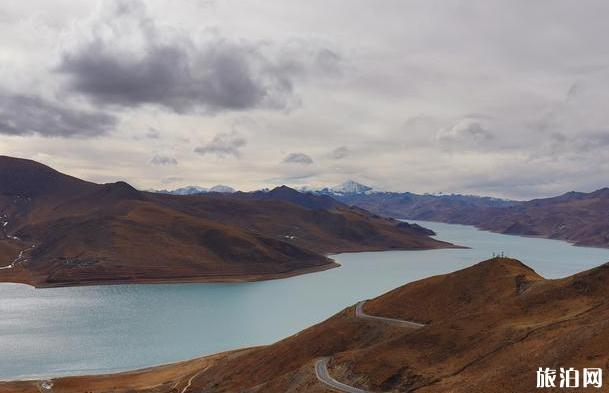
[436,120,494,149]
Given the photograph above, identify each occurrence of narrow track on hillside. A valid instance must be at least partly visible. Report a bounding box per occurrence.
[179,370,201,393]
[0,244,35,270]
[315,357,371,393]
[355,300,426,328]
[315,300,426,392]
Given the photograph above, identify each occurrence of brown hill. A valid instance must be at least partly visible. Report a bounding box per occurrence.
[466,188,609,247]
[0,155,94,198]
[4,257,608,392]
[177,258,609,392]
[335,191,516,224]
[234,185,343,210]
[0,156,451,287]
[337,189,609,248]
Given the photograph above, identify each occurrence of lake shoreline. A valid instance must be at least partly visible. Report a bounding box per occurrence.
[0,261,342,289]
[25,261,343,289]
[0,240,463,288]
[0,348,257,392]
[410,218,609,250]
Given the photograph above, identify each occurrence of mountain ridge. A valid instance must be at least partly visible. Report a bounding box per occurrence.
[153,184,236,195]
[309,179,609,248]
[0,156,452,287]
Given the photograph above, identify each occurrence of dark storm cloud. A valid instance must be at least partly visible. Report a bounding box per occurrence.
[282,152,313,165]
[194,132,247,157]
[150,154,178,166]
[57,40,293,113]
[54,0,337,114]
[0,91,116,137]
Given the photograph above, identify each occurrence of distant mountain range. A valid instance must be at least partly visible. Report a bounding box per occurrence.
[304,180,517,219]
[318,180,516,218]
[0,157,452,287]
[307,180,609,248]
[304,180,512,202]
[154,184,235,195]
[450,188,609,247]
[154,178,609,248]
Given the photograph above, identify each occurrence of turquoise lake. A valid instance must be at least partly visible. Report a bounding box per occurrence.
[2,220,609,380]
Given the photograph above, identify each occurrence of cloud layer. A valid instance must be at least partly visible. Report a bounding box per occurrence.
[1,1,609,199]
[150,154,177,166]
[55,0,337,114]
[436,120,494,150]
[194,132,247,158]
[0,91,116,137]
[283,152,313,165]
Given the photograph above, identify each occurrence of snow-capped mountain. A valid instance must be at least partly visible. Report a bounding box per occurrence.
[152,185,236,195]
[209,185,235,193]
[329,180,373,195]
[296,180,375,195]
[159,186,208,195]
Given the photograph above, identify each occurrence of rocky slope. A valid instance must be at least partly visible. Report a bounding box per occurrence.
[0,156,451,287]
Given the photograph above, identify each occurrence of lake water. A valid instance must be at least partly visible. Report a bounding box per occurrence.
[2,220,609,380]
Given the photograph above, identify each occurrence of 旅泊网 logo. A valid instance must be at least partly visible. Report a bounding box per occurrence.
[537,367,603,389]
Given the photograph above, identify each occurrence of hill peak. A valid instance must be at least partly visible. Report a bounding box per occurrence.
[0,155,92,197]
[331,180,373,194]
[100,181,145,201]
[256,185,342,210]
[270,185,299,193]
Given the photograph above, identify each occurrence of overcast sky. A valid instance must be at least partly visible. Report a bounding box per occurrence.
[1,0,609,199]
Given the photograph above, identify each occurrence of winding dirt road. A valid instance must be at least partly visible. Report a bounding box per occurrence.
[355,300,425,329]
[315,357,370,393]
[315,300,426,392]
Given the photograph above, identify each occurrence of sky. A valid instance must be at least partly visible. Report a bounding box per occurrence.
[1,0,609,199]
